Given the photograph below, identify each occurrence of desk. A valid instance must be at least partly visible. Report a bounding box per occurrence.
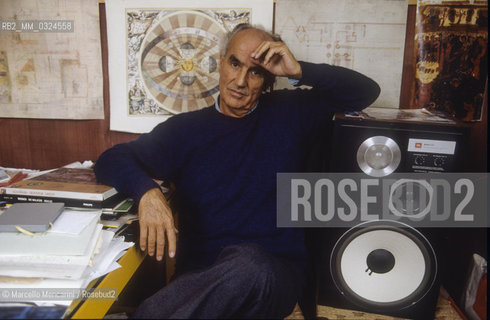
[64,246,145,319]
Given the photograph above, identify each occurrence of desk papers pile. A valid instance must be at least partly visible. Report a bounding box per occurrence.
[0,209,134,306]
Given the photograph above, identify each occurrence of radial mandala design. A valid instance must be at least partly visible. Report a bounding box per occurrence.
[139,11,226,114]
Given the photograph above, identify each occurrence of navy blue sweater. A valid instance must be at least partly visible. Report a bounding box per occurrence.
[94,61,380,270]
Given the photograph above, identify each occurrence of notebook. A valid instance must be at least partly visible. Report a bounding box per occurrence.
[0,203,64,232]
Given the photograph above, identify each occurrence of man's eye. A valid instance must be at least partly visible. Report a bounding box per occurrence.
[231,62,239,68]
[250,69,263,77]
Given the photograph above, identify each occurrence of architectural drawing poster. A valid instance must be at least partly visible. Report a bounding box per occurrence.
[0,0,104,119]
[106,0,274,133]
[275,0,409,109]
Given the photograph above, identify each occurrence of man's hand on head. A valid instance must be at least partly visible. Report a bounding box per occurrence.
[250,41,302,80]
[138,187,177,261]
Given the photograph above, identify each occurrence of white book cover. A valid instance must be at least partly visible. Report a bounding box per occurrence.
[0,211,100,256]
[0,230,134,306]
[0,224,103,280]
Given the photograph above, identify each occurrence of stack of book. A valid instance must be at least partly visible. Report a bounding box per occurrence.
[0,203,134,306]
[0,167,127,212]
[0,204,103,279]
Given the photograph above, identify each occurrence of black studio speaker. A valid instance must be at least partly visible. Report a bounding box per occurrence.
[315,220,440,320]
[329,114,470,176]
[310,111,476,320]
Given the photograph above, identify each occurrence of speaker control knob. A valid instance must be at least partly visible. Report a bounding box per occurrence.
[434,158,444,167]
[415,156,425,165]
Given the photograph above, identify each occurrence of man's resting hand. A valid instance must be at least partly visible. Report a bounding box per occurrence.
[251,40,302,79]
[138,187,177,261]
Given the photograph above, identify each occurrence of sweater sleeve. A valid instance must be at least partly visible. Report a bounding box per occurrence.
[270,61,380,138]
[295,61,381,112]
[94,117,182,202]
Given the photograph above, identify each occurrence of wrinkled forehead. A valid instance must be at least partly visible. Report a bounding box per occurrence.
[225,28,273,57]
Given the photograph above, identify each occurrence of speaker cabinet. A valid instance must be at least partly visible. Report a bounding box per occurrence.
[314,222,442,320]
[329,114,470,176]
[311,111,474,319]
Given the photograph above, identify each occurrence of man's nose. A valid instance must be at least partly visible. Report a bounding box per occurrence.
[235,68,247,87]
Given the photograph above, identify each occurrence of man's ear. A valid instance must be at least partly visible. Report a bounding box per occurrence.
[262,72,275,93]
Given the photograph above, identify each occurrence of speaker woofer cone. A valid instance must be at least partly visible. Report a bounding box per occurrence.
[329,220,437,312]
[357,136,401,177]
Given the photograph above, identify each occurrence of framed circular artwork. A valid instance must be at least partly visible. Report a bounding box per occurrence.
[138,11,227,114]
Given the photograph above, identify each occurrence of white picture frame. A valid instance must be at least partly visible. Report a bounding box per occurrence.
[106,0,274,133]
